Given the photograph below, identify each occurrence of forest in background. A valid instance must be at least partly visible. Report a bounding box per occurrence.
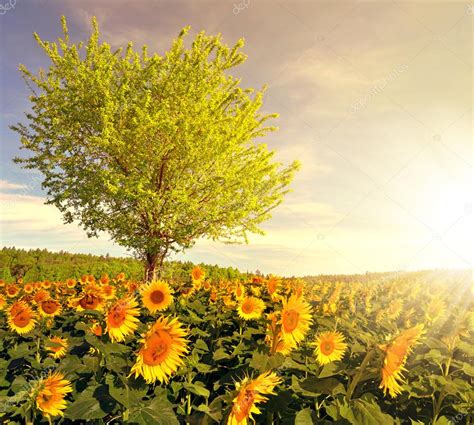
[1,247,470,287]
[0,247,248,283]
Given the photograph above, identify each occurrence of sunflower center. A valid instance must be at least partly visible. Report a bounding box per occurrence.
[142,331,172,365]
[150,290,165,304]
[103,286,113,296]
[41,300,59,314]
[241,301,254,314]
[108,305,126,327]
[267,281,276,294]
[282,310,299,332]
[320,340,335,355]
[39,390,53,404]
[234,389,255,421]
[13,311,31,328]
[79,294,100,310]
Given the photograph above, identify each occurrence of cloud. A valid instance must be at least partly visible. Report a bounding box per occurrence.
[0,179,27,191]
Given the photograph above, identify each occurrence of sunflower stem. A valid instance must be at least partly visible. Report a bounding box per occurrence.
[35,336,41,363]
[345,348,374,401]
[186,372,193,421]
[432,390,446,423]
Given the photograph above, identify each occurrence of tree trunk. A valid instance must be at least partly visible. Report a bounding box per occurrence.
[145,253,158,282]
[144,251,166,281]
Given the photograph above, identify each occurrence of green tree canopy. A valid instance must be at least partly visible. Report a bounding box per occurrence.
[12,17,299,278]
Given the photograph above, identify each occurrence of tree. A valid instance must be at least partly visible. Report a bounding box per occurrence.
[12,17,300,279]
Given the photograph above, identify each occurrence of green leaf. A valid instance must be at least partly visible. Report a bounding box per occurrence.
[194,339,209,352]
[102,342,131,356]
[183,381,210,399]
[8,343,31,360]
[299,377,344,396]
[106,375,147,409]
[65,385,115,420]
[462,362,474,377]
[340,398,395,425]
[213,348,230,361]
[433,417,453,425]
[318,362,340,378]
[281,358,309,372]
[129,394,179,425]
[249,352,285,373]
[295,408,314,425]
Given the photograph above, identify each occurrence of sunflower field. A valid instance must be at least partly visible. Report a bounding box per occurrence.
[0,268,472,424]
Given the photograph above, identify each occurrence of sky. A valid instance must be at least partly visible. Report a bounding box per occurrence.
[0,0,472,276]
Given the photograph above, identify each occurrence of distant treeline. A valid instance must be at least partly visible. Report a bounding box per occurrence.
[304,269,471,285]
[0,247,248,283]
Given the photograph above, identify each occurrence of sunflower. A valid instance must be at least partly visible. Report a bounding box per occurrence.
[222,295,236,308]
[210,290,218,303]
[426,298,446,322]
[66,278,76,289]
[0,294,6,310]
[42,280,52,289]
[181,286,195,298]
[227,371,281,425]
[234,283,246,300]
[39,299,62,317]
[314,331,348,365]
[379,324,424,397]
[76,287,104,311]
[385,299,403,320]
[5,284,20,298]
[101,283,116,300]
[130,316,188,384]
[106,297,140,342]
[266,278,279,296]
[35,371,73,418]
[141,280,173,313]
[23,283,34,294]
[237,297,265,320]
[33,289,50,304]
[90,322,103,336]
[46,336,69,359]
[191,266,205,282]
[127,281,140,293]
[279,295,313,345]
[274,333,297,356]
[7,301,37,335]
